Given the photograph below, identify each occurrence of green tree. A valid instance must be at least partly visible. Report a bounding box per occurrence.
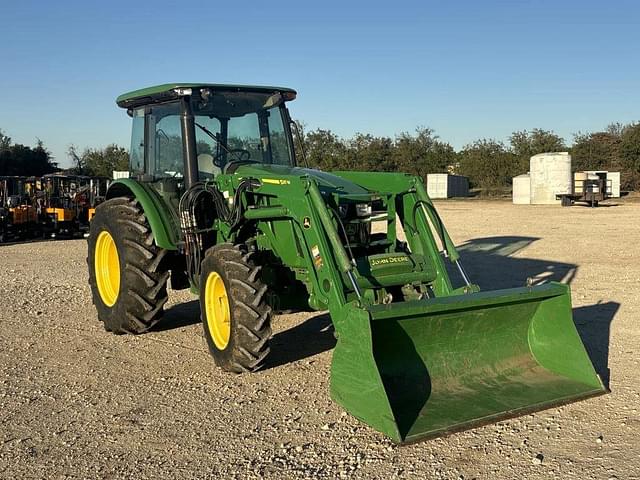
[67,144,88,175]
[606,122,626,137]
[0,129,11,151]
[571,131,621,172]
[619,123,640,190]
[303,129,348,171]
[68,144,129,177]
[458,139,517,190]
[569,122,640,190]
[393,127,455,178]
[510,128,566,173]
[347,133,395,172]
[84,144,129,177]
[290,120,308,165]
[0,130,57,176]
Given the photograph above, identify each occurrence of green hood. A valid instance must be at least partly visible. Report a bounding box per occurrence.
[235,164,371,198]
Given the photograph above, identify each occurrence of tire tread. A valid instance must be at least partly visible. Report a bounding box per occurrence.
[87,197,169,334]
[200,243,272,373]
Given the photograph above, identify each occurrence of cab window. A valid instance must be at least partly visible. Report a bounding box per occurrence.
[147,103,184,178]
[129,108,145,173]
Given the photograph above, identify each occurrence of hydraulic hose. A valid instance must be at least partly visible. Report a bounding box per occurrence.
[414,180,460,262]
[414,180,472,286]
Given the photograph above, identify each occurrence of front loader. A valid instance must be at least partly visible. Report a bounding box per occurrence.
[87,84,606,443]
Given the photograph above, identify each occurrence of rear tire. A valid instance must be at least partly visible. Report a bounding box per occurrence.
[87,197,169,334]
[200,243,272,373]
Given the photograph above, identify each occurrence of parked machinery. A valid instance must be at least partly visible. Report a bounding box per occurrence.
[0,176,38,241]
[557,171,611,207]
[87,83,605,443]
[0,174,110,242]
[75,176,110,233]
[41,174,82,237]
[0,177,9,242]
[86,176,110,222]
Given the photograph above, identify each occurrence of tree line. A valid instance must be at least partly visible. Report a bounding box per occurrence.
[0,129,58,176]
[67,144,129,177]
[3,121,640,191]
[0,128,128,178]
[295,122,640,192]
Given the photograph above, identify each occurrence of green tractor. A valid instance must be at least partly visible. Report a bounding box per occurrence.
[88,83,605,443]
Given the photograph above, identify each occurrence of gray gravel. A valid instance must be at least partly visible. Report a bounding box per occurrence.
[1,198,639,479]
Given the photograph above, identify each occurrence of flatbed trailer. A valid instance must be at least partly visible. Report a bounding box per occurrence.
[557,176,610,207]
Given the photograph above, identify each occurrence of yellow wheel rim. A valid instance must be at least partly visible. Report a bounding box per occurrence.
[95,230,120,307]
[205,271,231,350]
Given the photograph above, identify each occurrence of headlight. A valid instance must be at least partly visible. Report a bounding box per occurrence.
[355,203,372,217]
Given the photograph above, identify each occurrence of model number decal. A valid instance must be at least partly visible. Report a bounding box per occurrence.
[261,178,291,185]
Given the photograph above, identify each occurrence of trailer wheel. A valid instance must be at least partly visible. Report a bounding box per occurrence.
[87,197,169,334]
[200,243,272,373]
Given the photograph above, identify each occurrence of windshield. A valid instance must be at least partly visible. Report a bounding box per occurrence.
[192,91,294,176]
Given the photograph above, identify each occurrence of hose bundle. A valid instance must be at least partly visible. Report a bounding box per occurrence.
[178,178,260,286]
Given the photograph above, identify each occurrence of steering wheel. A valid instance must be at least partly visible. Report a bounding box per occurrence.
[213,149,251,167]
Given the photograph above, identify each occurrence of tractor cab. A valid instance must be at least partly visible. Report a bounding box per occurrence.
[117,84,298,189]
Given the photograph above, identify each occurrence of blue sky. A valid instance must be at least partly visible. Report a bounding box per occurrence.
[1,0,638,167]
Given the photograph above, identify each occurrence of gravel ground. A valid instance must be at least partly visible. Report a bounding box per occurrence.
[1,197,639,479]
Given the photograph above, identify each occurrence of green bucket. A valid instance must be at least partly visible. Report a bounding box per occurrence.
[330,282,606,443]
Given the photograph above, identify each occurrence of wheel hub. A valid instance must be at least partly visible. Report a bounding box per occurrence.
[95,230,120,307]
[205,271,231,349]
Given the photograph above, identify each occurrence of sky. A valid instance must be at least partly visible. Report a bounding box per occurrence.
[1,0,638,167]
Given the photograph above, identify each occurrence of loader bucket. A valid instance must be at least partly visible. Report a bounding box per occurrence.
[330,282,606,443]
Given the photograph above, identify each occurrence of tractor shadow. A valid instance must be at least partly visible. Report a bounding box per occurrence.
[573,302,619,389]
[153,299,201,331]
[453,235,617,389]
[153,299,337,370]
[152,236,618,388]
[568,202,620,208]
[450,235,576,289]
[264,312,335,370]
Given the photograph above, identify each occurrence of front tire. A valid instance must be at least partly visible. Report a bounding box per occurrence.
[200,243,272,373]
[87,198,169,334]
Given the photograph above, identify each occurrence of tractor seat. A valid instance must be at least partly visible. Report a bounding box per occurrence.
[198,153,221,179]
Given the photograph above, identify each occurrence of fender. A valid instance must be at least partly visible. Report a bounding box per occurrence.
[106,179,179,250]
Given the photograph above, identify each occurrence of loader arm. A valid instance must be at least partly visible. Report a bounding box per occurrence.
[235,172,463,312]
[237,175,356,312]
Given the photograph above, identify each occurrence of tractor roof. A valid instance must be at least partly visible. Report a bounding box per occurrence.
[116,83,297,109]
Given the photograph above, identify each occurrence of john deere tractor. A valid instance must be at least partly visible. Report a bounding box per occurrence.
[88,83,605,443]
